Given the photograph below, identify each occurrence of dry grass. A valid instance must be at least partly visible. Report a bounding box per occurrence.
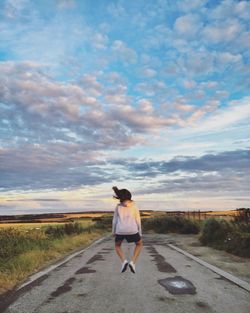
[0,219,94,229]
[0,229,107,295]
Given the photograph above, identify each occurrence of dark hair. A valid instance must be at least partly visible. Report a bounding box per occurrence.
[112,187,132,202]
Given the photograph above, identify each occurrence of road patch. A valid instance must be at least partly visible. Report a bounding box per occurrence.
[158,276,196,295]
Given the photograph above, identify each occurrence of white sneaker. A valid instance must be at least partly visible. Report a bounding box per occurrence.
[121,260,129,273]
[129,261,136,274]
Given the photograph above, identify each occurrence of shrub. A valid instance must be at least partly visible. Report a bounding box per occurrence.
[0,228,51,260]
[45,222,84,238]
[199,218,250,257]
[225,232,250,257]
[233,209,250,224]
[200,218,232,246]
[94,216,112,230]
[142,216,200,234]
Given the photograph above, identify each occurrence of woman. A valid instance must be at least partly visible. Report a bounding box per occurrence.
[112,186,143,274]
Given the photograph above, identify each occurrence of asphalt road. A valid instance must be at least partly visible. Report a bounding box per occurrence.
[2,235,250,313]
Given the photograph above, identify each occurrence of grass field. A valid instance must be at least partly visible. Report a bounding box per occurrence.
[0,218,111,295]
[0,219,95,229]
[0,209,247,296]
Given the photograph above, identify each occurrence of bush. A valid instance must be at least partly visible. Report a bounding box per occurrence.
[200,218,232,246]
[199,218,250,257]
[0,228,51,260]
[45,222,84,238]
[142,216,200,234]
[93,216,112,230]
[226,232,250,257]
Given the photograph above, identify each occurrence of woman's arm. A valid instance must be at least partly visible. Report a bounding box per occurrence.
[135,207,142,236]
[112,205,118,235]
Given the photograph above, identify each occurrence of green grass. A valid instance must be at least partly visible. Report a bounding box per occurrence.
[0,221,110,295]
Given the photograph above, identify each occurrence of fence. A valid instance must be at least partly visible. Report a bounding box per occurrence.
[166,211,233,221]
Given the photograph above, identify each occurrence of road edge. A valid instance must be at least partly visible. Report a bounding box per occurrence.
[18,235,109,289]
[0,236,109,313]
[167,243,250,292]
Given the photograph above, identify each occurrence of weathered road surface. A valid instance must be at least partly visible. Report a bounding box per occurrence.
[2,235,250,313]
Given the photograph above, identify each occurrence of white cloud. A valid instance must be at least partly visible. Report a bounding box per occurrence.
[177,0,207,12]
[140,68,157,78]
[175,104,194,113]
[183,80,197,89]
[111,40,138,64]
[57,0,76,9]
[107,2,126,18]
[190,97,250,132]
[200,81,218,89]
[216,52,242,64]
[174,14,202,38]
[210,0,250,21]
[92,33,108,50]
[138,99,154,113]
[202,18,243,44]
[184,50,214,75]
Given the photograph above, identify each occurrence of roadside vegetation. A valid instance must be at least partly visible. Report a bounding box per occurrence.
[142,215,200,234]
[200,209,250,257]
[0,219,111,295]
[0,209,249,295]
[142,209,250,258]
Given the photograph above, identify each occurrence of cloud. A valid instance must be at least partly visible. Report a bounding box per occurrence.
[177,0,207,12]
[190,96,250,132]
[140,68,157,78]
[183,50,214,76]
[138,99,154,113]
[107,2,126,19]
[1,0,250,211]
[92,33,109,50]
[111,40,138,64]
[0,143,112,191]
[111,149,250,195]
[56,0,76,10]
[1,60,200,176]
[209,0,250,21]
[183,80,197,89]
[1,61,175,147]
[202,18,243,44]
[174,14,203,38]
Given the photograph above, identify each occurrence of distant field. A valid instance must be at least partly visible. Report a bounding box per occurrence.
[0,219,94,229]
[0,210,239,226]
[206,210,238,216]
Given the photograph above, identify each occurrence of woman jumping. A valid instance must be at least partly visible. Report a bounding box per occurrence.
[112,186,143,274]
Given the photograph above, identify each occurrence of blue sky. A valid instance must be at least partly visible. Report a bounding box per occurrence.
[0,0,250,214]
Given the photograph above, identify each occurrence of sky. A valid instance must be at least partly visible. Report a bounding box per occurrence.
[0,0,250,215]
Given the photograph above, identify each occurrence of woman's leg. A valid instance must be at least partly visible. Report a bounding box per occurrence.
[115,241,126,262]
[131,239,143,263]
